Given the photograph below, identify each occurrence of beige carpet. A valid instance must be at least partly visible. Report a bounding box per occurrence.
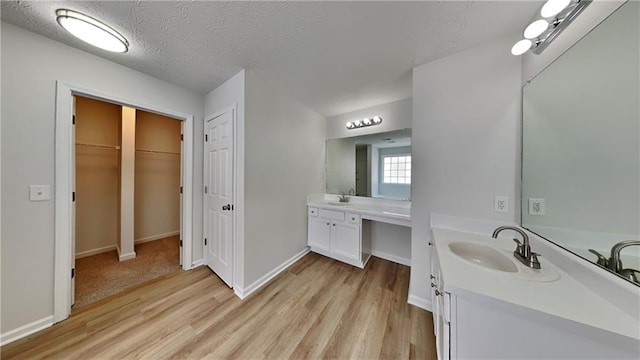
[73,235,181,309]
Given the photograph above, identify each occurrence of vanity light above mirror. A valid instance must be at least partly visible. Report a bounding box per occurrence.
[511,0,591,56]
[346,116,382,129]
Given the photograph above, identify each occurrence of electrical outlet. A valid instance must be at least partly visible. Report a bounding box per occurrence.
[529,198,545,216]
[494,196,509,213]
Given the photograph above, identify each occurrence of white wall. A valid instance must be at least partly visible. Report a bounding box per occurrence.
[410,37,522,307]
[135,110,182,241]
[371,222,411,265]
[243,69,326,286]
[0,22,204,334]
[75,97,120,256]
[326,97,412,139]
[204,70,246,286]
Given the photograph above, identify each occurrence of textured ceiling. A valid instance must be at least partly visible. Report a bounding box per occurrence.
[1,1,540,116]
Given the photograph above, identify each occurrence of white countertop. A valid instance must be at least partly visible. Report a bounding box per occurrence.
[307,194,411,227]
[432,227,640,340]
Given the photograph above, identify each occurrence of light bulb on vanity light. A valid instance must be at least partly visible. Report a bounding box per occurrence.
[346,121,355,129]
[363,118,372,125]
[524,19,549,39]
[511,39,532,56]
[541,0,571,18]
[372,116,382,124]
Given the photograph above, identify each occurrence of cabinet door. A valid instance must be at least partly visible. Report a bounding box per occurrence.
[331,221,360,260]
[308,217,331,251]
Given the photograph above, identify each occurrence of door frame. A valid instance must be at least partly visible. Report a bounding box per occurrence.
[202,104,237,289]
[53,81,195,323]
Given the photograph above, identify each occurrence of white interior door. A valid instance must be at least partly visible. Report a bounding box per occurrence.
[179,123,184,266]
[71,95,76,306]
[204,108,234,287]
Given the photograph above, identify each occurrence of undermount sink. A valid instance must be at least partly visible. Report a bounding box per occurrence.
[448,242,518,273]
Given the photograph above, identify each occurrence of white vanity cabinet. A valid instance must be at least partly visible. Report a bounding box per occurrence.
[307,206,370,268]
[430,243,450,360]
[429,233,640,360]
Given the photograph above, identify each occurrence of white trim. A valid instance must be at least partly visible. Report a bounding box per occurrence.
[234,247,310,300]
[0,316,54,346]
[135,230,180,245]
[371,250,411,267]
[191,258,205,268]
[75,231,180,258]
[408,294,432,311]
[118,252,136,261]
[54,81,195,324]
[75,245,117,259]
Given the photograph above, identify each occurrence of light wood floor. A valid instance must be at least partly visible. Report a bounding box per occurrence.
[1,253,436,360]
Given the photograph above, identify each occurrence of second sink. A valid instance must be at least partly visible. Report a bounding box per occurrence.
[448,242,518,273]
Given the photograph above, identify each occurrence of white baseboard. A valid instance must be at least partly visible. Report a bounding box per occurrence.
[119,252,136,261]
[75,231,179,259]
[75,245,117,259]
[371,250,411,267]
[135,230,180,245]
[191,258,204,269]
[234,247,310,300]
[408,294,432,312]
[0,315,53,346]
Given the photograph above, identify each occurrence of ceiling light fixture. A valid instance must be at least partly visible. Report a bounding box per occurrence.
[346,116,383,130]
[56,9,129,53]
[511,0,591,56]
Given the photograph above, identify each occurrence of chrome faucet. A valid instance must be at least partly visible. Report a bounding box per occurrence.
[492,226,541,269]
[608,240,640,273]
[348,188,356,196]
[588,241,640,284]
[338,192,349,203]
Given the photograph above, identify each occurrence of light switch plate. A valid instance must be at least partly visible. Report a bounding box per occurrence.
[29,185,50,201]
[529,198,546,216]
[494,196,509,213]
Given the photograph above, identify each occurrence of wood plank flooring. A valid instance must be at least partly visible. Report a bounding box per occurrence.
[1,253,437,360]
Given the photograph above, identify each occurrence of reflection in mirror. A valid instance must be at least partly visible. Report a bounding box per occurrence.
[521,2,639,285]
[326,129,411,200]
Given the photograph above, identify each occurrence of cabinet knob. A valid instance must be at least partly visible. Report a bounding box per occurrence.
[326,222,330,225]
[428,242,433,246]
[332,224,336,226]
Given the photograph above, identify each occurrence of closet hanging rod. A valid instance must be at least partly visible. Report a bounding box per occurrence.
[76,142,120,150]
[135,148,180,155]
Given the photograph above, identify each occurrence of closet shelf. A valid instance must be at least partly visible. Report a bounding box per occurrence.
[135,148,180,155]
[76,142,120,150]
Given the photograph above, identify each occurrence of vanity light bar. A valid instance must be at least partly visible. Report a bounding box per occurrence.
[511,0,591,56]
[346,116,383,130]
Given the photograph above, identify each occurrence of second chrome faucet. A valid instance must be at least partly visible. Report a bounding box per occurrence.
[492,226,541,269]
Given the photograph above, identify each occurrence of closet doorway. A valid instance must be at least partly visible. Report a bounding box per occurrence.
[73,95,183,309]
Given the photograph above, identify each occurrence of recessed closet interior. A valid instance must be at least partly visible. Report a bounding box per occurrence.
[74,95,182,309]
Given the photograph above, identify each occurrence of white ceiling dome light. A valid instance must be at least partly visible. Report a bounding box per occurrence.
[56,9,129,53]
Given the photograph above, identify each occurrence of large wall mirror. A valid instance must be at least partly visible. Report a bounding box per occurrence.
[326,129,411,200]
[522,1,639,285]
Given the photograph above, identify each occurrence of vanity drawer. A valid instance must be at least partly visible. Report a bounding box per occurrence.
[308,207,319,217]
[347,213,360,224]
[319,208,345,221]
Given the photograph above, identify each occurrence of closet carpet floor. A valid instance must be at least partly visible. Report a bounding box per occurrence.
[73,235,181,309]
